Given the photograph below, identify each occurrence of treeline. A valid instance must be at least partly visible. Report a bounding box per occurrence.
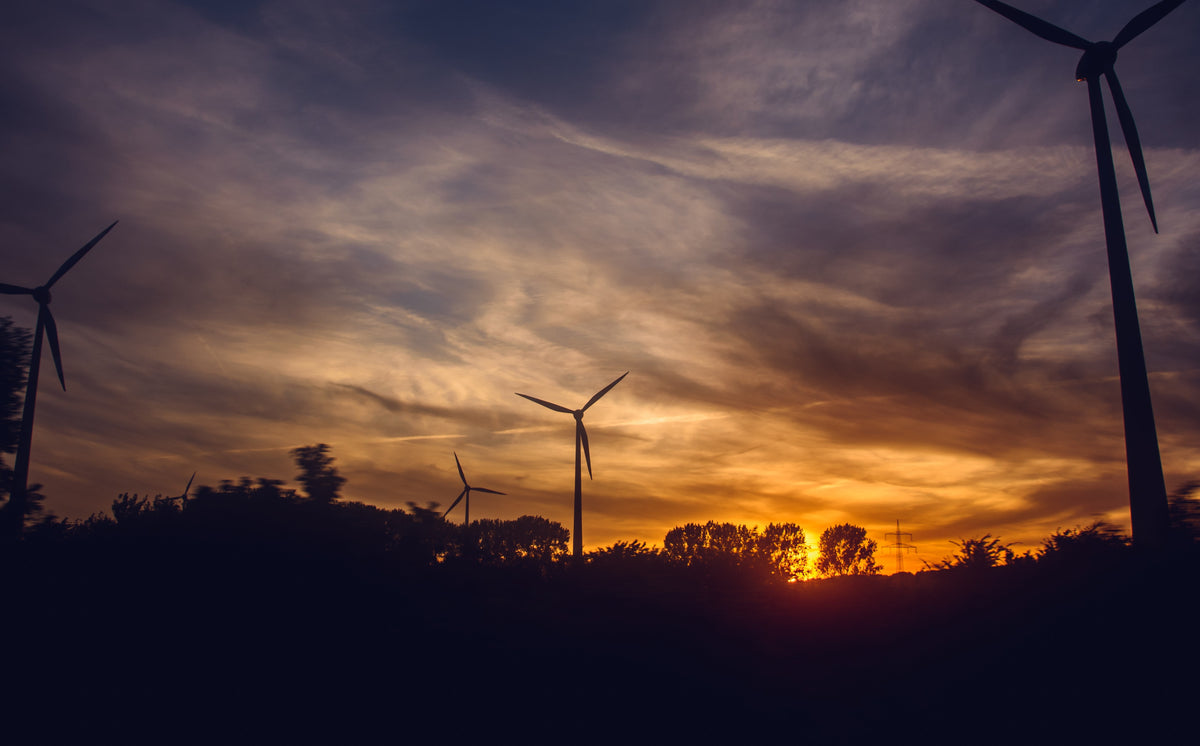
[5,446,1199,743]
[15,443,1200,586]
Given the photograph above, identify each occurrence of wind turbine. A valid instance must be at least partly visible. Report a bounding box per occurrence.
[166,472,196,505]
[0,221,118,538]
[442,452,504,526]
[181,472,195,503]
[516,372,627,558]
[973,0,1187,549]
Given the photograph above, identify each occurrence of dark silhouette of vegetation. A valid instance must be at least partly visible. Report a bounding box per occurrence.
[662,520,807,581]
[0,317,28,456]
[6,494,1194,743]
[290,443,346,503]
[0,317,50,529]
[1169,481,1200,545]
[1037,521,1130,566]
[465,515,569,564]
[0,317,31,524]
[41,448,569,574]
[587,539,657,565]
[4,446,1197,742]
[925,533,1025,571]
[815,523,881,576]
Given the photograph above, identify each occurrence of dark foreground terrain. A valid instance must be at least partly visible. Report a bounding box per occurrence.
[4,524,1198,744]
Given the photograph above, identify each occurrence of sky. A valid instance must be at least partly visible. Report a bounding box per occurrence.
[2,0,1199,570]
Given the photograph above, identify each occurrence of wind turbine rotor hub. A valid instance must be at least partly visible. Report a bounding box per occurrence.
[573,410,584,420]
[1075,41,1117,82]
[32,286,51,304]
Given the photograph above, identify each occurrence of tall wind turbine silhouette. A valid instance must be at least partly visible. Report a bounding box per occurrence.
[1,222,117,537]
[443,452,504,526]
[974,0,1187,549]
[516,372,627,558]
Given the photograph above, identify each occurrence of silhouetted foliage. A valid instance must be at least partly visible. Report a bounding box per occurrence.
[468,515,569,565]
[44,476,475,579]
[0,316,29,454]
[587,539,658,564]
[925,534,1023,571]
[6,474,1200,743]
[1037,521,1129,567]
[111,492,151,523]
[22,513,71,541]
[816,523,882,577]
[758,522,808,580]
[0,317,31,523]
[1169,481,1200,545]
[662,521,807,581]
[290,443,345,504]
[391,500,459,565]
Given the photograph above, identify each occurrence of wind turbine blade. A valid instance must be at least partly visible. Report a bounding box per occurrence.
[443,488,467,518]
[1105,70,1158,232]
[516,392,574,414]
[474,487,506,495]
[46,221,118,289]
[42,306,66,390]
[582,371,628,412]
[1114,0,1187,49]
[0,284,34,295]
[454,452,468,487]
[973,0,1091,49]
[183,472,196,498]
[579,421,593,479]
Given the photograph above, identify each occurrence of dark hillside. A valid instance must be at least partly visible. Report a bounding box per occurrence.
[4,499,1197,743]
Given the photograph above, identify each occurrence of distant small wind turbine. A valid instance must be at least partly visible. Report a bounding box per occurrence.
[0,222,118,537]
[442,452,504,526]
[973,0,1186,549]
[167,472,196,505]
[516,372,628,558]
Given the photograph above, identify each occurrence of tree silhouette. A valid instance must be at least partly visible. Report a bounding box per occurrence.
[110,492,151,524]
[757,522,808,581]
[662,521,807,581]
[815,523,882,577]
[290,443,345,504]
[469,515,569,565]
[926,534,1019,571]
[0,317,32,527]
[581,540,675,589]
[1036,521,1129,569]
[390,500,458,565]
[1168,481,1200,545]
[587,539,657,564]
[663,521,746,567]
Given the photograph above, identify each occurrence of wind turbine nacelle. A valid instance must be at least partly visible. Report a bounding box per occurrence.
[1076,41,1117,82]
[32,286,52,304]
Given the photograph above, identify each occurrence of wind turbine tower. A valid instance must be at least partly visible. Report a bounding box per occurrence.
[0,222,117,538]
[973,0,1189,548]
[516,372,628,558]
[442,452,505,526]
